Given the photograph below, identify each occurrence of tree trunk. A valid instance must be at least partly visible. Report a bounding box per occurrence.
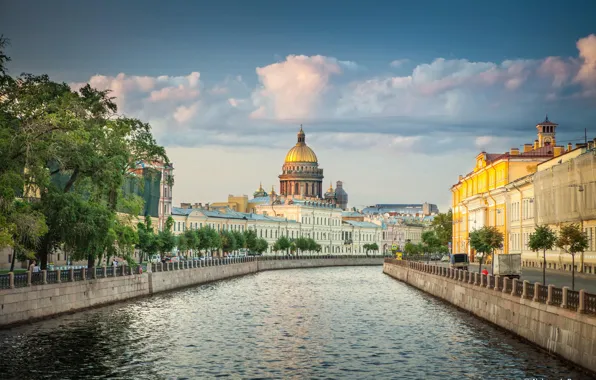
[9,247,16,272]
[491,250,495,275]
[542,248,546,285]
[478,256,483,274]
[572,254,575,291]
[87,254,94,269]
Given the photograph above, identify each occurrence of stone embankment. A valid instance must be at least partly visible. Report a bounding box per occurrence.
[0,256,382,327]
[383,259,596,374]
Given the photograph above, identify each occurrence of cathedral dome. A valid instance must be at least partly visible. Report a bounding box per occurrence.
[284,126,318,163]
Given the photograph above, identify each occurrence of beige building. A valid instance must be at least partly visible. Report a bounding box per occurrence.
[171,201,382,255]
[531,141,596,273]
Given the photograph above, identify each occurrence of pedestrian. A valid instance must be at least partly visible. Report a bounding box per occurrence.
[482,268,489,276]
[29,260,36,272]
[113,258,118,267]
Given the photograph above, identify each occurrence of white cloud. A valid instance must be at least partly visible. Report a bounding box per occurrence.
[390,59,409,68]
[252,55,343,120]
[576,34,596,86]
[173,103,199,123]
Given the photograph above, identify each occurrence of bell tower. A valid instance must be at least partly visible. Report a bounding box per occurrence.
[536,115,558,148]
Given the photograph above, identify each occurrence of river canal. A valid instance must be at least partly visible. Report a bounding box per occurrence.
[0,266,590,379]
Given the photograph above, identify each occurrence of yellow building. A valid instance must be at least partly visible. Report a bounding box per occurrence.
[451,117,563,261]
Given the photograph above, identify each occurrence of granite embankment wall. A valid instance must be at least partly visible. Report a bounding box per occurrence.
[383,261,596,373]
[0,257,382,327]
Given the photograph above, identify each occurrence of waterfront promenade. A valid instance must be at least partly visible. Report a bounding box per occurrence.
[384,258,596,374]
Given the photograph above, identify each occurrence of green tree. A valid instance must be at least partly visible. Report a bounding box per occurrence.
[294,237,309,255]
[363,242,379,256]
[209,228,222,256]
[421,230,442,262]
[556,224,589,291]
[136,216,158,264]
[0,39,167,269]
[176,233,189,259]
[231,230,246,253]
[220,230,237,255]
[403,241,419,259]
[156,217,176,257]
[431,209,453,247]
[470,226,503,274]
[528,225,557,286]
[7,201,47,272]
[243,229,258,252]
[254,238,268,255]
[184,229,200,257]
[273,235,291,255]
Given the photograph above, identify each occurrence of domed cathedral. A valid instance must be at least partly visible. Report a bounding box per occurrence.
[279,126,325,199]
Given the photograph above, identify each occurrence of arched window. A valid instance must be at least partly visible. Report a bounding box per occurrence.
[312,183,315,195]
[305,184,309,195]
[295,183,299,194]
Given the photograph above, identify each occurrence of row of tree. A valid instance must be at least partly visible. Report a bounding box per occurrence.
[136,217,270,261]
[0,37,169,270]
[469,224,588,290]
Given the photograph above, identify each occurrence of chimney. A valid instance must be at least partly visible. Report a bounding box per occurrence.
[198,203,202,208]
[567,142,573,152]
[458,175,463,181]
[553,146,563,157]
[510,148,520,155]
[533,140,539,150]
[523,144,533,153]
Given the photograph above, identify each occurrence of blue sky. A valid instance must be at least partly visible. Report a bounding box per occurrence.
[2,1,596,210]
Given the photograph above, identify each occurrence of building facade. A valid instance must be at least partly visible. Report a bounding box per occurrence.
[361,203,438,216]
[451,117,563,260]
[170,203,382,256]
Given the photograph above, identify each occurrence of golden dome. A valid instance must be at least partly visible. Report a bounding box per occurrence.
[284,126,318,163]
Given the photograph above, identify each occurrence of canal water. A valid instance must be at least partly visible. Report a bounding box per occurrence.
[0,266,591,379]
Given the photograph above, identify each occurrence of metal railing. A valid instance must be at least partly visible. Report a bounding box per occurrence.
[383,259,596,317]
[585,293,596,314]
[537,285,548,303]
[551,287,563,306]
[0,255,384,290]
[567,290,580,310]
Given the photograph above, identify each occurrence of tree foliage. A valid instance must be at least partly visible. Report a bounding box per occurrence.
[431,209,452,247]
[363,242,379,255]
[0,38,169,269]
[469,226,503,273]
[529,225,557,285]
[556,223,588,290]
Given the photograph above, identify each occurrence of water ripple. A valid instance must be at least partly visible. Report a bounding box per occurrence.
[0,267,592,379]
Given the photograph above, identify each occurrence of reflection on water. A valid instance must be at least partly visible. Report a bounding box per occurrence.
[0,267,591,379]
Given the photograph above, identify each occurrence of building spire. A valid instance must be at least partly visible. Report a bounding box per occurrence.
[297,124,306,144]
[545,113,549,122]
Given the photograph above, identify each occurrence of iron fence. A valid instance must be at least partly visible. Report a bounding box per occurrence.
[514,282,523,297]
[526,283,535,299]
[73,269,83,281]
[585,293,596,314]
[13,273,28,288]
[551,287,563,306]
[31,272,44,285]
[47,270,57,284]
[0,274,10,289]
[60,270,70,283]
[537,285,548,303]
[567,290,580,310]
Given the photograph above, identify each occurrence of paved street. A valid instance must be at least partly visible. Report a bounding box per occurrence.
[434,262,596,293]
